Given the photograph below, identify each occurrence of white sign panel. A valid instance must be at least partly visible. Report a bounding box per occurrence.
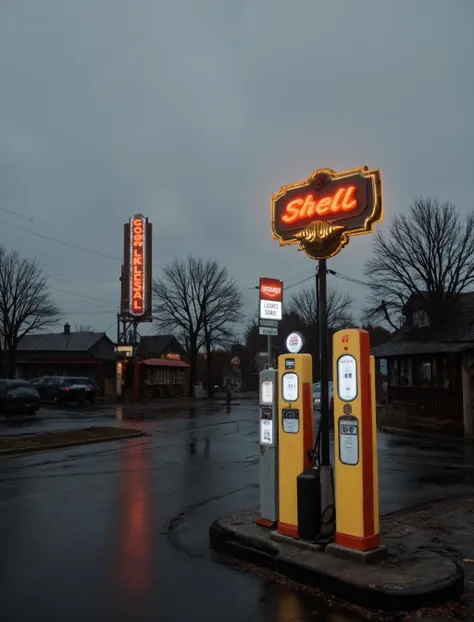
[260,300,282,321]
[286,332,304,353]
[339,418,359,465]
[260,380,273,404]
[260,419,273,445]
[282,372,298,402]
[115,345,133,356]
[337,354,358,402]
[283,410,299,434]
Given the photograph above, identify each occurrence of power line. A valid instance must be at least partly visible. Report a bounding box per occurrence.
[62,310,116,315]
[48,274,116,292]
[0,214,166,273]
[245,273,314,292]
[329,270,371,288]
[246,269,371,298]
[0,206,47,224]
[103,320,117,333]
[285,272,314,284]
[49,286,117,304]
[0,218,122,261]
[284,275,314,291]
[48,272,118,285]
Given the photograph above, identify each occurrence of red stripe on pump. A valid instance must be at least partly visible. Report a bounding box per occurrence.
[360,331,374,537]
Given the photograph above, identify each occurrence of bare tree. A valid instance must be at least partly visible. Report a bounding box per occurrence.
[289,285,355,330]
[152,256,243,396]
[202,320,238,396]
[75,324,95,332]
[0,248,61,377]
[364,197,474,329]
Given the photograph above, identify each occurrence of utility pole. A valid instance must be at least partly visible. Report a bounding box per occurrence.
[317,259,335,539]
[318,259,330,465]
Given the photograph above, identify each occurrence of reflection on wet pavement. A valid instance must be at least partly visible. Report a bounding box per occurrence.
[0,400,473,621]
[113,442,152,607]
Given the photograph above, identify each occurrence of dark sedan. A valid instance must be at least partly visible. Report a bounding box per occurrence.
[31,376,95,405]
[0,380,40,415]
[66,377,97,403]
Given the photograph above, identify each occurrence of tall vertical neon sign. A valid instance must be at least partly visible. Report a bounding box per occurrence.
[129,215,146,316]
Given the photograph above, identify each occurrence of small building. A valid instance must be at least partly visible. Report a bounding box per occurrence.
[134,335,189,398]
[372,293,474,437]
[17,323,117,396]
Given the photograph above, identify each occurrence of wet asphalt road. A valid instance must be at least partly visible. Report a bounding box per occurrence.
[1,401,474,622]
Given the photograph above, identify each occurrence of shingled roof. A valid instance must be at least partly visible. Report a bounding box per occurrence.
[137,335,185,357]
[18,332,109,352]
[372,292,474,357]
[371,338,473,357]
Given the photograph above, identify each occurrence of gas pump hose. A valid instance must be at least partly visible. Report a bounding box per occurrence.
[312,418,336,543]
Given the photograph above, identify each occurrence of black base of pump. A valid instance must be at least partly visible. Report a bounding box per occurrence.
[297,467,321,541]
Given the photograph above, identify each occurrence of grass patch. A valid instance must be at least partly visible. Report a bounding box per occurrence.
[0,426,144,453]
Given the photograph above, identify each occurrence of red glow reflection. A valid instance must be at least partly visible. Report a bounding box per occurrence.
[114,442,151,597]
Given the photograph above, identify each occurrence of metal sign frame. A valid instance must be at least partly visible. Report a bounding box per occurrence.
[271,166,383,260]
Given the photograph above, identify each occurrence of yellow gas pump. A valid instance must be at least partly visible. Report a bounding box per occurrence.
[277,353,314,538]
[331,328,380,552]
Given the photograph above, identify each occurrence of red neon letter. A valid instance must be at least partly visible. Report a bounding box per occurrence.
[282,198,303,224]
[316,197,331,215]
[302,195,316,218]
[342,186,357,211]
[330,189,344,213]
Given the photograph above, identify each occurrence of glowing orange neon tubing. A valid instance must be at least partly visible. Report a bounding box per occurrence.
[281,186,357,225]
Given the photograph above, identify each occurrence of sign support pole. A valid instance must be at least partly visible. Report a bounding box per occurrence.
[317,259,335,540]
[267,335,272,368]
[318,259,330,466]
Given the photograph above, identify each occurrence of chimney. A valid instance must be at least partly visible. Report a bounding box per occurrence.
[64,323,71,335]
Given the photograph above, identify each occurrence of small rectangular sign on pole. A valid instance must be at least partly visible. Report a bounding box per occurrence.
[259,278,283,320]
[259,327,278,336]
[259,319,279,328]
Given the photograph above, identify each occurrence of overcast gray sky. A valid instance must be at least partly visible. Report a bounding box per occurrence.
[1,0,473,340]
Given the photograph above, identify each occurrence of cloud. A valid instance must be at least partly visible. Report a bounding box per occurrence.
[0,0,473,337]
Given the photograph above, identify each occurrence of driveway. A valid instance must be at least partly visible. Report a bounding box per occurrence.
[0,401,473,621]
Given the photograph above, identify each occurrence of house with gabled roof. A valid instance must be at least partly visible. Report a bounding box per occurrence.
[132,334,189,399]
[16,323,116,396]
[371,292,474,437]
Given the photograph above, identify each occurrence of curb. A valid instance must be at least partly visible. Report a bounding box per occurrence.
[0,430,146,458]
[209,520,465,612]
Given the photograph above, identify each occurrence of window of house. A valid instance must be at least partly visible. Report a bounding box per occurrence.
[413,310,430,328]
[391,359,399,385]
[432,359,438,387]
[399,359,412,385]
[420,360,432,386]
[441,357,451,389]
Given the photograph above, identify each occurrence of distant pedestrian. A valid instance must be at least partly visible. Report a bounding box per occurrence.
[225,383,232,404]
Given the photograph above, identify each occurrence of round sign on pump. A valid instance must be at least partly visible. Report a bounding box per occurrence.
[286,332,304,354]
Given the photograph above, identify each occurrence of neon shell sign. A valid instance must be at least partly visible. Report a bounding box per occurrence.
[271,167,383,260]
[129,215,147,316]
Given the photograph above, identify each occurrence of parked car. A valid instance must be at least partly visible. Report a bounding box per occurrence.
[0,379,40,415]
[312,381,334,412]
[31,376,96,405]
[65,377,97,403]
